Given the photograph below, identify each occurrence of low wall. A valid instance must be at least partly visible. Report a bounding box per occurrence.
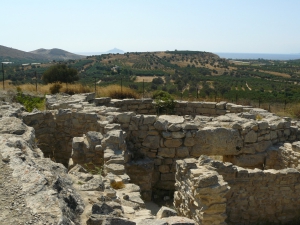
[175,156,300,224]
[22,109,100,166]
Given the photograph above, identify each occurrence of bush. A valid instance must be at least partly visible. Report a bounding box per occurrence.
[153,90,175,115]
[49,83,62,94]
[15,90,45,112]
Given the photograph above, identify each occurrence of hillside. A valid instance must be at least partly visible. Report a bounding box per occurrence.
[30,48,85,60]
[0,45,85,64]
[0,45,48,63]
[4,50,300,106]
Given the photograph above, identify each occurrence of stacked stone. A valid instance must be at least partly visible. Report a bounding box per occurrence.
[70,131,103,169]
[224,117,297,169]
[22,109,100,166]
[198,156,300,224]
[174,158,229,225]
[273,142,300,169]
[22,110,56,159]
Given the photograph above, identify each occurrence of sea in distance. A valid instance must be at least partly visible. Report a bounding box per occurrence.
[215,52,300,60]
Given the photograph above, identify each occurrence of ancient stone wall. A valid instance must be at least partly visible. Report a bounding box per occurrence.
[104,112,299,193]
[22,94,300,200]
[175,156,300,224]
[22,109,100,166]
[96,98,258,116]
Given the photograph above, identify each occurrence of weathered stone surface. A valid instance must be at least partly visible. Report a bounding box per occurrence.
[160,216,196,225]
[176,147,189,158]
[171,131,185,139]
[0,117,27,135]
[156,206,177,219]
[164,139,182,148]
[143,136,160,149]
[154,119,168,131]
[158,148,176,158]
[292,141,300,152]
[0,114,84,224]
[143,115,157,124]
[159,115,184,124]
[191,127,242,156]
[244,130,257,143]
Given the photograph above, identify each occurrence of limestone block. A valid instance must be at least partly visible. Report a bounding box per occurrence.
[86,131,103,148]
[168,123,182,132]
[270,131,277,139]
[172,131,185,139]
[154,119,168,131]
[187,102,203,108]
[104,130,125,144]
[142,136,160,149]
[105,164,125,175]
[156,206,177,219]
[176,147,189,158]
[184,137,195,147]
[182,123,198,130]
[191,127,242,156]
[164,139,182,148]
[216,101,227,109]
[196,108,216,115]
[159,165,170,173]
[292,141,300,152]
[159,115,184,124]
[117,112,135,123]
[258,121,269,130]
[244,130,257,143]
[202,102,216,108]
[94,97,111,106]
[158,148,176,158]
[162,131,172,139]
[231,153,265,169]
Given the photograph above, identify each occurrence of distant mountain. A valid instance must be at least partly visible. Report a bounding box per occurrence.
[0,45,85,64]
[105,48,124,54]
[0,45,48,62]
[30,48,85,60]
[76,48,125,56]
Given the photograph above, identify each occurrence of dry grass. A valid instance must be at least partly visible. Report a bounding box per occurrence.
[96,84,139,99]
[110,181,125,189]
[258,70,291,78]
[135,76,155,82]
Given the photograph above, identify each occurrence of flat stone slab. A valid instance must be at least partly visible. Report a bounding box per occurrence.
[159,115,184,124]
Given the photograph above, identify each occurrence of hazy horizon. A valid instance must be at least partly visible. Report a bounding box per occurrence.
[1,0,299,54]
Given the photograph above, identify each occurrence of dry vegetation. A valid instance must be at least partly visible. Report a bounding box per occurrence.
[2,80,300,119]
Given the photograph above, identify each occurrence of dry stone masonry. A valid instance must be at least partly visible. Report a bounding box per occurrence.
[4,92,300,224]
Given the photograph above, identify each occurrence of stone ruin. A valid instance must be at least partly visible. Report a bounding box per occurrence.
[2,92,300,224]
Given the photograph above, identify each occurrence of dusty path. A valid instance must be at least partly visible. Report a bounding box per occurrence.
[246,82,252,90]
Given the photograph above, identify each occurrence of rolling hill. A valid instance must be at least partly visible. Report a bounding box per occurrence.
[0,45,85,64]
[0,45,48,63]
[30,48,85,60]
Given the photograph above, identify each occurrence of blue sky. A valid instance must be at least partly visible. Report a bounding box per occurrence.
[1,0,299,54]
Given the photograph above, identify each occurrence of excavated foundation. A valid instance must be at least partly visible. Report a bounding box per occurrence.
[20,93,300,224]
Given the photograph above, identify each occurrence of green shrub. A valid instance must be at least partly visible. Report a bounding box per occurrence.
[15,90,45,112]
[153,90,175,115]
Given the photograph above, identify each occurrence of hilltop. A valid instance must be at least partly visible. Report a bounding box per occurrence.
[0,45,85,63]
[30,48,85,60]
[0,45,48,63]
